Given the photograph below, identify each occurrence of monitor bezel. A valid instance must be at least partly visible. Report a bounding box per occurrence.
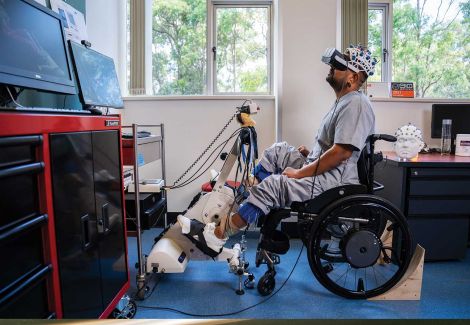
[431,104,470,139]
[68,40,124,109]
[0,0,76,95]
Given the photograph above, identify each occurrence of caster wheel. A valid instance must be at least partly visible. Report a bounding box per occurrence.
[257,272,276,296]
[112,300,137,319]
[244,274,255,289]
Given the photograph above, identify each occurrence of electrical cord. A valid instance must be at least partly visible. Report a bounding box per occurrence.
[169,112,239,188]
[137,244,305,317]
[171,128,241,188]
[7,87,24,107]
[168,99,252,189]
[169,129,242,190]
[133,273,163,301]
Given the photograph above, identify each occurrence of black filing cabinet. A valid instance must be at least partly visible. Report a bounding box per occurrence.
[375,152,470,261]
[50,131,127,318]
[0,135,52,318]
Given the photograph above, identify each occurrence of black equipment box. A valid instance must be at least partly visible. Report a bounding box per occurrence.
[125,192,166,230]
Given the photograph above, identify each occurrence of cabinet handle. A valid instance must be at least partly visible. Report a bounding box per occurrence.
[0,135,43,147]
[0,214,48,243]
[97,203,110,235]
[80,214,92,250]
[0,264,52,306]
[0,162,44,179]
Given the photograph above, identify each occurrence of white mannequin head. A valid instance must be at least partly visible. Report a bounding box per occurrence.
[394,123,425,160]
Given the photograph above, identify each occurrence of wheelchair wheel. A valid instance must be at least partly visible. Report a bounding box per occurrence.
[307,194,412,299]
[257,271,276,296]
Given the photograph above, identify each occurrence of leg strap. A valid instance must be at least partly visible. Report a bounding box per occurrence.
[184,219,221,258]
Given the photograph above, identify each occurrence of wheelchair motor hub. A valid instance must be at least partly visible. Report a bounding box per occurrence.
[341,230,381,268]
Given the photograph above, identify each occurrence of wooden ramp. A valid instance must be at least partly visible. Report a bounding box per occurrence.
[369,244,425,301]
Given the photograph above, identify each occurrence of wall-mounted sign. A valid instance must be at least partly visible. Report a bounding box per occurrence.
[391,82,415,98]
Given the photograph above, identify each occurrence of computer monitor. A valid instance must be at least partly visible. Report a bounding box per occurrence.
[68,41,124,109]
[431,104,470,138]
[0,0,76,94]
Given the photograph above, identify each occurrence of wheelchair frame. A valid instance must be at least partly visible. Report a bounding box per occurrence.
[255,134,413,299]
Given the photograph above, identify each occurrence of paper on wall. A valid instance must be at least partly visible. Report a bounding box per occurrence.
[50,0,88,44]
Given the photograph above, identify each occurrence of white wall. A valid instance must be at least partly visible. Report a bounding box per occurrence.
[85,0,124,71]
[373,100,441,151]
[277,0,338,147]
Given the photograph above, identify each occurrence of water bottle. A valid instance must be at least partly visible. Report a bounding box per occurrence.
[441,119,452,155]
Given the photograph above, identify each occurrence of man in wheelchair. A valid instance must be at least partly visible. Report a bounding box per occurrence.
[179,44,378,253]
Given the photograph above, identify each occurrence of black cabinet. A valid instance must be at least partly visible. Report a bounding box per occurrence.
[50,131,127,318]
[375,152,470,261]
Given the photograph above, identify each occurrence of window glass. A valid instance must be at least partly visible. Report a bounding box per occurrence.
[215,6,270,94]
[392,0,470,98]
[152,0,207,95]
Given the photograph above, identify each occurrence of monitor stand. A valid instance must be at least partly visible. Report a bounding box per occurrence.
[84,105,103,115]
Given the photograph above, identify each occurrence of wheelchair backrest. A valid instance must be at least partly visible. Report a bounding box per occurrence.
[357,145,371,189]
[357,134,397,193]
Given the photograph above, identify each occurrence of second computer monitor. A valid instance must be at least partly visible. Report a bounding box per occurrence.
[431,104,470,138]
[69,41,124,109]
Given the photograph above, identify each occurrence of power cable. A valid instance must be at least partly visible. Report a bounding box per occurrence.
[137,244,305,317]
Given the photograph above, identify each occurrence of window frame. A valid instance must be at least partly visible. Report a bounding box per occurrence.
[368,2,391,83]
[210,1,273,95]
[134,0,273,97]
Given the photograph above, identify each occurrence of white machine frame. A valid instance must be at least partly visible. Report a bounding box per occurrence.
[143,102,260,296]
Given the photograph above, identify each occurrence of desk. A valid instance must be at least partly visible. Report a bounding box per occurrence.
[375,152,470,260]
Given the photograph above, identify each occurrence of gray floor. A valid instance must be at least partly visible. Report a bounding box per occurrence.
[127,228,470,319]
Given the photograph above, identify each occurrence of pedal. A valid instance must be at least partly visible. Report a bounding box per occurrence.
[269,252,281,265]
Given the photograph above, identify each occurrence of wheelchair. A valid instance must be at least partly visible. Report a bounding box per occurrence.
[255,134,413,299]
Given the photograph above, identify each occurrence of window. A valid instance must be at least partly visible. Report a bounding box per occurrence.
[128,0,272,96]
[368,3,389,82]
[214,5,271,94]
[368,0,470,99]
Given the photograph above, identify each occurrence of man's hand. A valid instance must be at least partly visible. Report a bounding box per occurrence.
[298,145,310,157]
[282,167,301,179]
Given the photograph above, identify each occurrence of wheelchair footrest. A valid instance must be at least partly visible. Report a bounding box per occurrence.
[256,249,281,267]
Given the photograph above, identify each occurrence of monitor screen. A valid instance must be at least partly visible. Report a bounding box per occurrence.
[69,41,124,109]
[0,0,76,94]
[431,104,470,138]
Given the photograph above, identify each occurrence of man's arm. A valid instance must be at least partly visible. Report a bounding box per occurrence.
[282,143,354,179]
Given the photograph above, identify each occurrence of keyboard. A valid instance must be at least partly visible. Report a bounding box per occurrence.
[0,106,92,115]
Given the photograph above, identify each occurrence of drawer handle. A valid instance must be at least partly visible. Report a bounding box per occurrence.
[0,135,43,148]
[0,162,44,179]
[0,264,52,306]
[0,214,48,243]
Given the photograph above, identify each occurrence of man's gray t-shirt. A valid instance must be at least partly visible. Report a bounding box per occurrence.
[306,91,375,191]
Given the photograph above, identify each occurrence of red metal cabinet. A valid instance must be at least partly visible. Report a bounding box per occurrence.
[0,113,130,319]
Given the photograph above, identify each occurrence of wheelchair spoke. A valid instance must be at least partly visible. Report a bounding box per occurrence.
[332,264,350,284]
[372,265,379,288]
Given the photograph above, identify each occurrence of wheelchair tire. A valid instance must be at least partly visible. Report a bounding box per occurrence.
[307,194,412,299]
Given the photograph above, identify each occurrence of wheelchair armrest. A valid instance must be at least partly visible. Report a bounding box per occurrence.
[291,184,368,214]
